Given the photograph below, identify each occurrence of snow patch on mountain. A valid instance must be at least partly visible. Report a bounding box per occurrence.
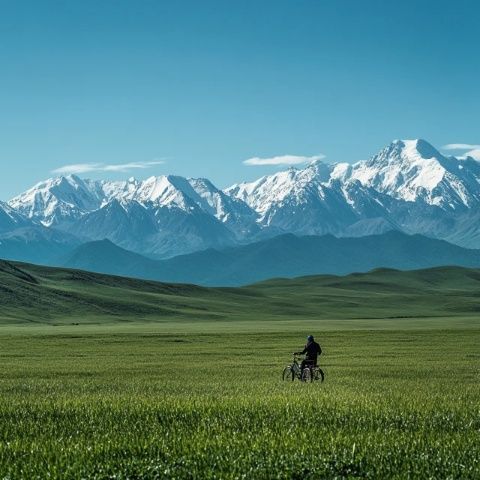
[0,201,30,233]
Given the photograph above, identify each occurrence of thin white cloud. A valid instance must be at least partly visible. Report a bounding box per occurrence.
[243,154,325,166]
[442,143,480,150]
[52,160,165,175]
[441,143,480,161]
[462,149,480,161]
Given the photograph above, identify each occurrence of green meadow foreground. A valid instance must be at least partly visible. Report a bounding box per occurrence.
[1,322,479,479]
[0,261,479,478]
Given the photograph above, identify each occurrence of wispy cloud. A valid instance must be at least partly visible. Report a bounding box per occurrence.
[243,154,325,166]
[52,160,165,175]
[441,143,480,161]
[462,149,480,161]
[442,143,480,151]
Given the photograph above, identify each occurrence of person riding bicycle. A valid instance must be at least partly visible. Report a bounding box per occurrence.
[295,335,322,376]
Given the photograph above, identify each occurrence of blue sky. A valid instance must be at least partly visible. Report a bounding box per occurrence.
[1,0,479,198]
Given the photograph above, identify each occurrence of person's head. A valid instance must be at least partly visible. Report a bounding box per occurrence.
[307,335,314,344]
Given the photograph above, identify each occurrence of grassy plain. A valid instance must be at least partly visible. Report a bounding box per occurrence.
[0,319,479,479]
[0,260,479,478]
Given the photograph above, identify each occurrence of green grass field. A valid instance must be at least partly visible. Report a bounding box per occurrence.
[1,320,479,479]
[0,261,479,478]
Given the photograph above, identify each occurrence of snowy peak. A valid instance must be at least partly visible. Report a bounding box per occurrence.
[407,138,442,159]
[5,138,480,257]
[104,175,221,213]
[346,139,480,208]
[225,160,336,217]
[7,172,257,245]
[8,174,204,226]
[100,177,140,204]
[188,177,258,235]
[8,174,106,226]
[347,139,447,204]
[225,138,480,232]
[129,175,197,210]
[364,139,445,170]
[374,139,442,163]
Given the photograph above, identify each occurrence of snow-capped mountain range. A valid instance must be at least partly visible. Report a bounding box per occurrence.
[3,139,480,259]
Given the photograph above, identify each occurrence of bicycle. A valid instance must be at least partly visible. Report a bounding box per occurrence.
[282,355,325,383]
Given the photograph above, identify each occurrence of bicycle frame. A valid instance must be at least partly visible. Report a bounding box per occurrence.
[290,355,303,379]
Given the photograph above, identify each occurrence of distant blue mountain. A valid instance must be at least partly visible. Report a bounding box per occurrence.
[58,231,480,286]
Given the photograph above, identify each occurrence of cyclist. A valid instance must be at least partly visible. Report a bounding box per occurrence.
[295,335,322,377]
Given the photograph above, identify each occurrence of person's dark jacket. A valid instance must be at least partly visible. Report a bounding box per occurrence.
[301,341,322,364]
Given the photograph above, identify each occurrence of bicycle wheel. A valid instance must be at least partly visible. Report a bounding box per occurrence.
[301,368,312,382]
[282,366,294,381]
[314,368,325,382]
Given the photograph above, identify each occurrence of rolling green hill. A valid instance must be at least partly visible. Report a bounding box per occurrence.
[1,258,480,324]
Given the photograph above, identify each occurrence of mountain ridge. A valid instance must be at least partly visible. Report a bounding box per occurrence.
[4,139,480,258]
[58,230,480,286]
